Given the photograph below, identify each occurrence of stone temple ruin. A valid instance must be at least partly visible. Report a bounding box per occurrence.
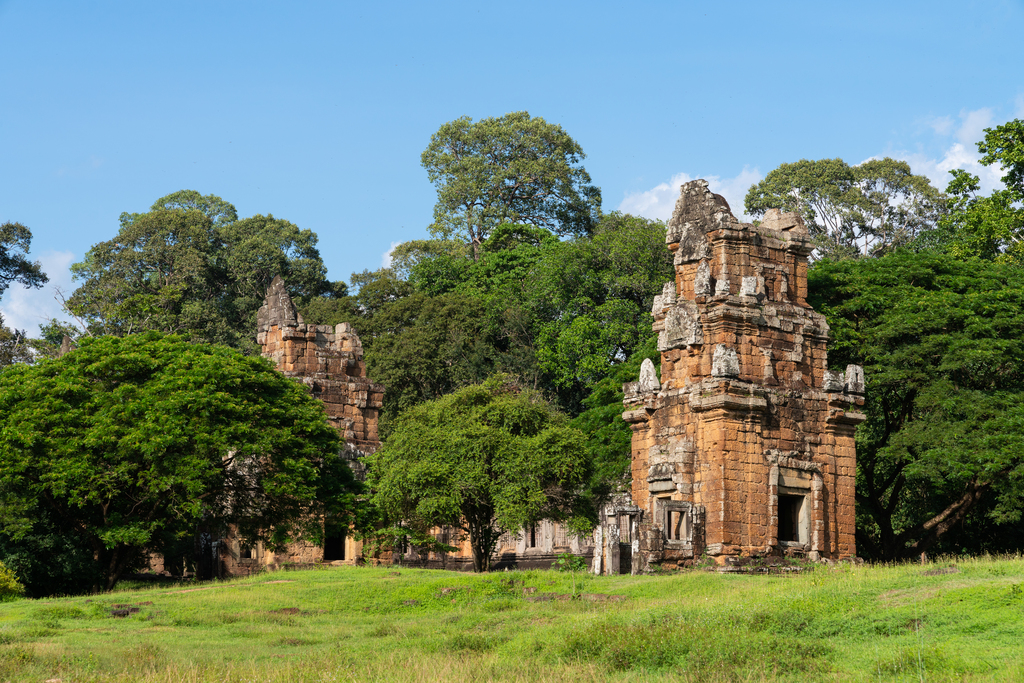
[155,179,864,578]
[607,180,865,571]
[193,277,593,576]
[214,276,386,575]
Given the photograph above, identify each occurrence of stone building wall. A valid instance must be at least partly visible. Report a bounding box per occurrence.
[622,180,865,569]
[256,276,383,461]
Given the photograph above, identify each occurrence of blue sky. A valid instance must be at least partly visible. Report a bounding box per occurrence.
[2,0,1022,334]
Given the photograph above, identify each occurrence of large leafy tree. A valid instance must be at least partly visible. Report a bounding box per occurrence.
[363,292,508,423]
[529,212,672,407]
[745,158,943,259]
[809,251,1024,560]
[66,191,344,349]
[937,119,1024,262]
[421,111,601,259]
[0,332,358,591]
[365,377,591,572]
[0,220,47,298]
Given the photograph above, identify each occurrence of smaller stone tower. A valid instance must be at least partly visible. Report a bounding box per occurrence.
[256,276,384,467]
[622,181,865,570]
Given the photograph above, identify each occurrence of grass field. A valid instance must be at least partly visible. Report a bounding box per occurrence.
[1,556,1023,682]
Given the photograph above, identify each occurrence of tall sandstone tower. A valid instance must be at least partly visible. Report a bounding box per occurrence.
[622,180,865,569]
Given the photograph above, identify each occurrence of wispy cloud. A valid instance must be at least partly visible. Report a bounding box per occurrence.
[0,250,78,336]
[619,166,762,222]
[888,107,1006,194]
[381,241,401,269]
[54,155,105,178]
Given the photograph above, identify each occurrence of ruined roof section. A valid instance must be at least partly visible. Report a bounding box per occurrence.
[256,275,304,332]
[666,180,810,265]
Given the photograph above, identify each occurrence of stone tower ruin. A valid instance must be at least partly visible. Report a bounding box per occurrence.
[622,180,865,570]
[256,276,384,467]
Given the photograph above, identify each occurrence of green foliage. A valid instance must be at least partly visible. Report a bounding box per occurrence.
[530,212,671,404]
[0,559,23,601]
[937,119,1024,263]
[421,111,601,257]
[569,336,660,502]
[363,293,502,423]
[745,157,943,259]
[0,332,357,591]
[414,213,670,405]
[66,191,343,349]
[0,313,32,369]
[0,221,47,298]
[552,552,587,574]
[809,251,1024,559]
[365,377,592,571]
[0,508,101,598]
[978,118,1024,195]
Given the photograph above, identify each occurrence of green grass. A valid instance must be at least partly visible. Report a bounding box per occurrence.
[1,556,1023,681]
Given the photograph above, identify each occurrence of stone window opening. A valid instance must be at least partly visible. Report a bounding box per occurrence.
[667,509,690,542]
[777,494,807,545]
[659,499,695,545]
[238,541,259,562]
[617,513,633,544]
[553,522,569,548]
[527,523,538,549]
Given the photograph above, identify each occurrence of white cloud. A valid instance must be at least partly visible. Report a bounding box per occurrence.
[888,107,1005,194]
[926,115,954,136]
[0,250,78,336]
[619,166,762,223]
[955,107,994,146]
[381,241,401,268]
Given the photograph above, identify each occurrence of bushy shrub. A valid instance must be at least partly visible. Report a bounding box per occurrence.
[0,559,24,600]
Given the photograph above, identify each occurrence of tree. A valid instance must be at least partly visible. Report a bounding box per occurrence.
[421,111,601,259]
[569,336,660,505]
[0,313,32,368]
[529,212,673,406]
[0,221,48,299]
[937,119,1024,262]
[808,251,1024,560]
[363,292,502,423]
[0,332,358,591]
[364,377,592,572]
[745,158,943,259]
[370,213,673,418]
[66,191,344,349]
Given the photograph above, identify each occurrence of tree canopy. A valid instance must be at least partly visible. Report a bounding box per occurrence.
[809,250,1024,560]
[0,220,47,298]
[364,377,592,572]
[0,313,32,369]
[0,332,358,590]
[66,191,344,349]
[937,119,1024,263]
[745,158,943,259]
[421,111,601,258]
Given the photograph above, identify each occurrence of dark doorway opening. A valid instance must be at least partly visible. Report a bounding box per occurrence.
[777,495,804,543]
[323,528,346,561]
